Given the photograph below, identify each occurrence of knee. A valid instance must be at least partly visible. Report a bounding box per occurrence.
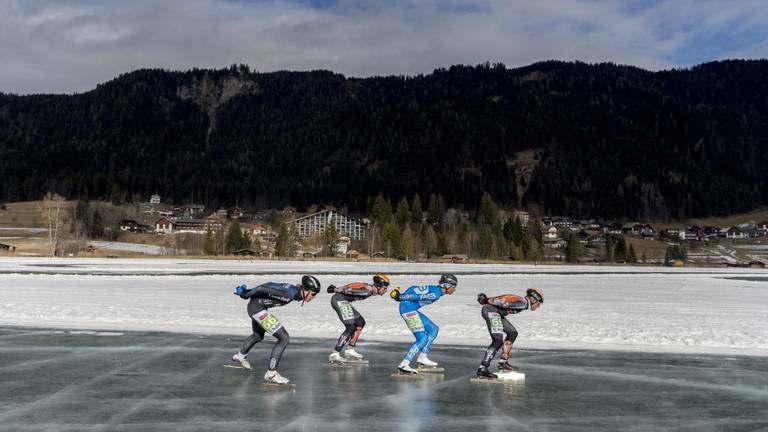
[276,330,290,345]
[506,329,518,342]
[344,323,357,335]
[415,332,429,348]
[490,335,504,349]
[356,316,366,328]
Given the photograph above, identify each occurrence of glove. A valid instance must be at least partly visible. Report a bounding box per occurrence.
[234,284,248,299]
[477,293,488,305]
[326,284,336,294]
[390,288,401,302]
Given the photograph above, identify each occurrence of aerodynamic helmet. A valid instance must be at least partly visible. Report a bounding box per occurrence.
[439,274,458,289]
[526,288,544,304]
[301,275,321,294]
[373,273,391,287]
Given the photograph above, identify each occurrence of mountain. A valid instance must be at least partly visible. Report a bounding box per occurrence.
[1,60,767,219]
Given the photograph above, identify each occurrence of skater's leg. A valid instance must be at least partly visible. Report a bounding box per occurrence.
[349,315,365,347]
[419,313,439,354]
[404,332,428,362]
[268,327,290,371]
[334,322,357,352]
[481,306,504,367]
[241,304,267,355]
[500,318,518,361]
[331,295,358,352]
[400,309,428,363]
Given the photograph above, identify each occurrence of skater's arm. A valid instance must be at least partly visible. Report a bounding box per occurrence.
[488,294,528,313]
[336,283,373,298]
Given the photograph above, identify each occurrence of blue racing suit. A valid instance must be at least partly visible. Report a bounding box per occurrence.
[398,285,443,362]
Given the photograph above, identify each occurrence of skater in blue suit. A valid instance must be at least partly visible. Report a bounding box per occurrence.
[390,274,457,374]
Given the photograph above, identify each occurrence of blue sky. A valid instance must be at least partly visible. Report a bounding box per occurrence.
[1,0,766,94]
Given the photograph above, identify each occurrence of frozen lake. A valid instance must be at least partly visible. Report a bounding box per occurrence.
[1,327,766,432]
[1,257,767,356]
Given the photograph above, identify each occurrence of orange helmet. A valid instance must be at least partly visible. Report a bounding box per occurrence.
[372,273,391,287]
[526,288,544,304]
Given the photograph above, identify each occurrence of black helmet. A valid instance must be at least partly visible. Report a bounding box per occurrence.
[301,275,321,294]
[526,288,544,303]
[373,273,391,287]
[439,274,458,289]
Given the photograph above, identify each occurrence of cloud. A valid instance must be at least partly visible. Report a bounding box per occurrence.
[1,0,767,94]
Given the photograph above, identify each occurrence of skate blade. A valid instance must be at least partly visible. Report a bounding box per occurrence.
[416,366,444,373]
[496,371,526,381]
[224,364,252,371]
[391,372,424,379]
[471,372,526,383]
[342,359,369,365]
[327,361,349,368]
[262,382,297,390]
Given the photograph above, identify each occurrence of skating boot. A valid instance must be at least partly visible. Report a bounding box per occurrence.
[498,360,519,372]
[264,370,290,384]
[344,347,364,360]
[476,366,498,379]
[232,352,251,370]
[328,351,346,364]
[397,360,419,375]
[416,353,438,368]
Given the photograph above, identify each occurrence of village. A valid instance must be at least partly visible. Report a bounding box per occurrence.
[2,193,766,267]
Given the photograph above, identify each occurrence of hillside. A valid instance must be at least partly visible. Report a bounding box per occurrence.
[1,61,767,219]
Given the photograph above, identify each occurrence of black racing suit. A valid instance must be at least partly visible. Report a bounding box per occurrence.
[480,294,530,368]
[329,282,378,352]
[238,282,302,371]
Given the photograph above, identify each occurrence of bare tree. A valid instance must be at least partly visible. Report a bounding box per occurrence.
[42,192,65,257]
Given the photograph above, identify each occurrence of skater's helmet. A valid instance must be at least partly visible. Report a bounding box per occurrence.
[301,275,321,294]
[439,274,458,289]
[373,273,391,287]
[526,288,544,304]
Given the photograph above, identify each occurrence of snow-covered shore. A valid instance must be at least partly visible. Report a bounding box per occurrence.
[1,257,767,356]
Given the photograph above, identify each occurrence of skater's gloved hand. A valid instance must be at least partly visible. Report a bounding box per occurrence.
[234,284,248,298]
[326,284,336,294]
[390,288,401,302]
[477,293,488,305]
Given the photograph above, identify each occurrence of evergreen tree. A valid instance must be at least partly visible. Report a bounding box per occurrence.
[371,193,393,225]
[203,228,216,255]
[400,225,414,260]
[395,197,411,229]
[477,192,499,228]
[565,232,581,263]
[614,236,627,262]
[528,219,543,243]
[477,226,494,258]
[381,222,401,258]
[426,194,445,227]
[109,184,123,206]
[323,218,339,257]
[411,194,423,224]
[275,222,290,257]
[628,244,637,264]
[511,216,523,246]
[215,227,226,255]
[423,225,438,258]
[225,220,250,253]
[90,210,104,238]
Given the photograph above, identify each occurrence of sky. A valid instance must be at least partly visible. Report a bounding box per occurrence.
[1,0,767,94]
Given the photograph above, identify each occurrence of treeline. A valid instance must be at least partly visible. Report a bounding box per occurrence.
[2,61,768,219]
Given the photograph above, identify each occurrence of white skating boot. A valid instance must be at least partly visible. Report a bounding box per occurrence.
[329,351,346,364]
[417,353,438,368]
[397,360,419,374]
[344,347,364,360]
[264,370,290,384]
[232,352,251,370]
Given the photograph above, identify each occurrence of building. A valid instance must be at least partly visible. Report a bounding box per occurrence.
[119,219,149,233]
[336,235,351,255]
[0,243,17,253]
[726,226,747,239]
[150,194,161,205]
[215,208,228,218]
[294,209,366,240]
[203,215,225,232]
[154,217,175,234]
[756,221,768,235]
[174,219,206,234]
[512,211,529,227]
[231,207,245,219]
[181,204,206,218]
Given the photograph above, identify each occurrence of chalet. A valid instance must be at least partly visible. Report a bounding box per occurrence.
[701,226,720,238]
[150,194,161,205]
[233,248,259,256]
[370,251,386,258]
[119,219,149,233]
[0,243,17,253]
[231,207,245,220]
[294,209,366,240]
[757,221,768,234]
[252,224,268,235]
[204,215,225,232]
[605,222,623,235]
[215,208,228,218]
[174,219,205,234]
[579,220,601,230]
[576,230,591,244]
[543,238,567,249]
[345,249,361,259]
[684,226,702,241]
[588,234,606,247]
[154,217,175,234]
[659,228,680,240]
[641,228,655,240]
[181,204,205,218]
[726,226,747,239]
[86,244,97,253]
[544,226,559,240]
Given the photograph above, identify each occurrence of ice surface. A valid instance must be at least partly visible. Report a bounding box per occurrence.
[0,327,766,432]
[1,257,767,356]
